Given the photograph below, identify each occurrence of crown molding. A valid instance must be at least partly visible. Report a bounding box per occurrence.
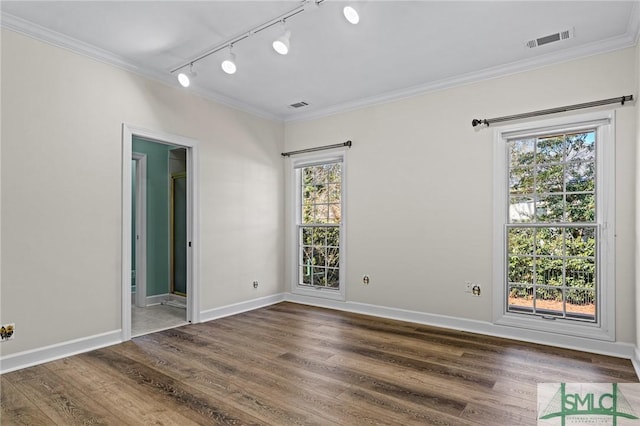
[0,12,283,122]
[2,7,637,125]
[286,30,640,123]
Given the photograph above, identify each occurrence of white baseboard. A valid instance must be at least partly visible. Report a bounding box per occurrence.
[284,294,638,363]
[132,293,185,307]
[199,293,285,323]
[0,330,122,374]
[2,294,635,378]
[632,347,640,380]
[145,293,170,306]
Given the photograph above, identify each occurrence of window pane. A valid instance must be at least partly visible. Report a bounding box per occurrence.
[537,194,564,222]
[327,248,339,268]
[535,257,563,286]
[302,204,314,223]
[535,227,563,256]
[566,258,595,288]
[312,227,326,246]
[566,132,595,162]
[566,194,595,222]
[508,256,533,284]
[537,136,564,163]
[535,164,564,193]
[328,203,341,223]
[566,289,595,320]
[326,227,340,247]
[326,269,339,288]
[301,227,313,246]
[510,167,534,195]
[509,139,535,167]
[566,161,595,192]
[508,227,534,255]
[312,267,326,286]
[535,287,564,316]
[509,196,535,223]
[328,183,341,203]
[508,285,534,312]
[327,163,341,183]
[566,227,595,257]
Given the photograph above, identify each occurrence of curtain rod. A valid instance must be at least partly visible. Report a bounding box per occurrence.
[471,95,634,128]
[281,140,352,157]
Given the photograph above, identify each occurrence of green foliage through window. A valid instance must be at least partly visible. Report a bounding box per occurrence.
[507,131,597,322]
[298,162,342,289]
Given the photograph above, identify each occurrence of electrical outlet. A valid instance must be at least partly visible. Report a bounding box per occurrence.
[472,284,481,296]
[253,281,259,289]
[465,281,473,293]
[1,323,15,341]
[362,275,370,285]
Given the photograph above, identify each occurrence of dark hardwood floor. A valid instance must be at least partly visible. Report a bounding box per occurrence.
[1,302,638,425]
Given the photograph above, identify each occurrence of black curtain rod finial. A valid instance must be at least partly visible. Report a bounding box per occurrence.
[471,119,488,127]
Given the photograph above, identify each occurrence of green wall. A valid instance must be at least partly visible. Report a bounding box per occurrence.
[132,137,173,297]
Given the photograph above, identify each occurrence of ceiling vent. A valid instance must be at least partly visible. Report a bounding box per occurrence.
[526,28,574,48]
[289,101,310,109]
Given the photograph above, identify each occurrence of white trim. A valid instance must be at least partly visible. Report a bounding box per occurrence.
[1,10,637,124]
[285,33,639,124]
[142,293,187,307]
[199,294,285,323]
[284,294,637,363]
[0,330,121,374]
[2,299,636,376]
[633,347,640,380]
[145,293,170,306]
[132,153,147,308]
[491,110,616,341]
[122,124,200,342]
[0,13,281,122]
[289,149,347,302]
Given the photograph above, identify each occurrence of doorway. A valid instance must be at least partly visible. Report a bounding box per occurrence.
[122,124,199,341]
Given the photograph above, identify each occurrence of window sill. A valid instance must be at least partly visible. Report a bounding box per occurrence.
[292,285,345,302]
[494,312,614,342]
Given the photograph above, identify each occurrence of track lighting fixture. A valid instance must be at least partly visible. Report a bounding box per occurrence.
[272,22,291,55]
[177,63,196,87]
[221,46,237,74]
[172,0,363,86]
[343,5,360,25]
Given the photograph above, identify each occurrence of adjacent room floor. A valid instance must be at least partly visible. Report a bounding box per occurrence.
[131,303,187,337]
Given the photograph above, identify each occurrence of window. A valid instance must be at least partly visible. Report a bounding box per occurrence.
[291,152,346,300]
[493,112,615,340]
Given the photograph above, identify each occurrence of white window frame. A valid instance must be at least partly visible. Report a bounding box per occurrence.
[290,150,347,301]
[492,111,615,341]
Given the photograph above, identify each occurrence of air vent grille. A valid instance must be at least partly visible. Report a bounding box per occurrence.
[289,101,309,109]
[526,28,574,48]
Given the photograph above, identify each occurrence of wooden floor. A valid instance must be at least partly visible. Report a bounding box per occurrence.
[1,302,638,425]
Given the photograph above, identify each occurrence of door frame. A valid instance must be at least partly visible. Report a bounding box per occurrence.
[170,171,188,296]
[132,152,147,308]
[121,123,200,341]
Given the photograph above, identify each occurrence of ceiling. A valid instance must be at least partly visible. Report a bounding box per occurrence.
[2,1,639,122]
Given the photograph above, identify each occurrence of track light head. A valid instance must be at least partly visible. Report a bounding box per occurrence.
[221,47,237,74]
[177,63,196,87]
[343,5,360,24]
[273,28,291,55]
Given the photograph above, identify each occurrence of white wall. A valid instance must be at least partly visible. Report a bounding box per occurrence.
[285,47,638,345]
[0,29,285,355]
